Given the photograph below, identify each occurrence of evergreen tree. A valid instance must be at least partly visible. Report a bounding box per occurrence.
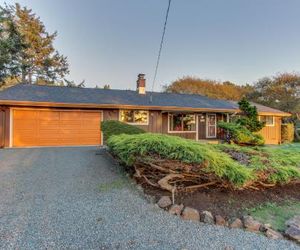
[236,97,265,132]
[0,4,26,86]
[13,3,69,84]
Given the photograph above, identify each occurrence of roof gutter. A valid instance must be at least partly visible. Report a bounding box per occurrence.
[0,100,238,113]
[0,100,291,116]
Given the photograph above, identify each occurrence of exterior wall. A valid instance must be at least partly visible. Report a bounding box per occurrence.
[216,113,226,139]
[1,105,283,147]
[259,116,282,144]
[103,109,119,121]
[0,108,4,148]
[103,109,163,133]
[0,107,10,148]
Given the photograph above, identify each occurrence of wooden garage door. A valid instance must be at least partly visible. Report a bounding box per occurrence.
[13,109,101,147]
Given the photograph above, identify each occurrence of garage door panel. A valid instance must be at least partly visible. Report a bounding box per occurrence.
[78,130,100,136]
[81,113,100,120]
[39,121,60,129]
[13,110,101,147]
[60,121,81,129]
[14,135,37,146]
[38,111,60,120]
[14,120,37,130]
[14,110,37,119]
[38,130,61,138]
[60,112,81,120]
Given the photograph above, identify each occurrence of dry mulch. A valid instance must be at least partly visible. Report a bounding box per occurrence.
[143,182,300,219]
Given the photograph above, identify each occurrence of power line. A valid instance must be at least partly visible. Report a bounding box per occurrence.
[150,0,172,102]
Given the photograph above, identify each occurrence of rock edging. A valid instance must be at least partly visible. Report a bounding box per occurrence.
[156,196,285,242]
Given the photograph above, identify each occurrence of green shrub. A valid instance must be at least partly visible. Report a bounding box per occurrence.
[237,98,265,132]
[281,123,294,143]
[218,121,265,146]
[101,120,145,142]
[107,133,253,187]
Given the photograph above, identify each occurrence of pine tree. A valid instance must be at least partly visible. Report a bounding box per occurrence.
[237,97,264,132]
[13,3,69,84]
[0,4,26,86]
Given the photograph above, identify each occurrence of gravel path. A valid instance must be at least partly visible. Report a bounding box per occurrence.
[0,147,299,250]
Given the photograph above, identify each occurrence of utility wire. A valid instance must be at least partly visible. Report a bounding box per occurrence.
[150,0,172,102]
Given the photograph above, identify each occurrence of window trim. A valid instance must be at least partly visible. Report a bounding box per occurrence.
[119,109,149,125]
[167,113,196,133]
[206,113,217,138]
[259,115,275,127]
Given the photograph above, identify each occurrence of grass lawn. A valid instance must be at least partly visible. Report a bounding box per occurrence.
[248,200,300,232]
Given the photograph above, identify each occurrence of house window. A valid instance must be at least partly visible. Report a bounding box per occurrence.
[260,115,275,126]
[120,110,148,124]
[169,114,196,132]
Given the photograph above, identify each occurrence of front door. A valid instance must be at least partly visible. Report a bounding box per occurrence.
[206,114,216,138]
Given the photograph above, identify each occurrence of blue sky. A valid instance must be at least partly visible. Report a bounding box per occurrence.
[2,0,300,90]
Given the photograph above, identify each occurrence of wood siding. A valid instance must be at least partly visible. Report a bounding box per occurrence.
[138,110,162,133]
[0,109,4,148]
[0,107,11,148]
[103,109,163,133]
[259,116,281,144]
[216,113,226,139]
[103,109,119,121]
[1,106,284,147]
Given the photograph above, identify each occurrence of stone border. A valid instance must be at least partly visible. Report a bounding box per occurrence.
[156,196,286,241]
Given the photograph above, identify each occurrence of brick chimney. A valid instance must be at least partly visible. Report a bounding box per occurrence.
[136,73,146,94]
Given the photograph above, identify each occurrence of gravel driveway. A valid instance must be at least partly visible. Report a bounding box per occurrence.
[0,147,299,250]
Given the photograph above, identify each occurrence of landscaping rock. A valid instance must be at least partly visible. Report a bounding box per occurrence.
[243,216,261,232]
[168,204,184,216]
[181,207,200,221]
[286,216,300,228]
[285,226,300,242]
[200,211,214,224]
[215,215,226,226]
[230,218,243,229]
[265,228,283,240]
[157,196,172,208]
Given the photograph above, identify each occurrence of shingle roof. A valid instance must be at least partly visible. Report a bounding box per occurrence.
[250,102,289,115]
[0,84,290,115]
[0,84,237,110]
[229,101,290,115]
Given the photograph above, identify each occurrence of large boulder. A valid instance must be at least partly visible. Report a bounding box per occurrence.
[200,211,214,224]
[242,216,261,232]
[285,226,300,242]
[157,196,172,208]
[181,207,200,221]
[286,216,300,228]
[169,204,184,216]
[285,216,300,242]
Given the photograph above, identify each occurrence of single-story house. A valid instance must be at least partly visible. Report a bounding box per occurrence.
[0,74,290,148]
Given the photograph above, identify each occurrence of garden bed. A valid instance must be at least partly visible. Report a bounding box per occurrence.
[142,182,300,219]
[106,125,300,242]
[108,133,300,191]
